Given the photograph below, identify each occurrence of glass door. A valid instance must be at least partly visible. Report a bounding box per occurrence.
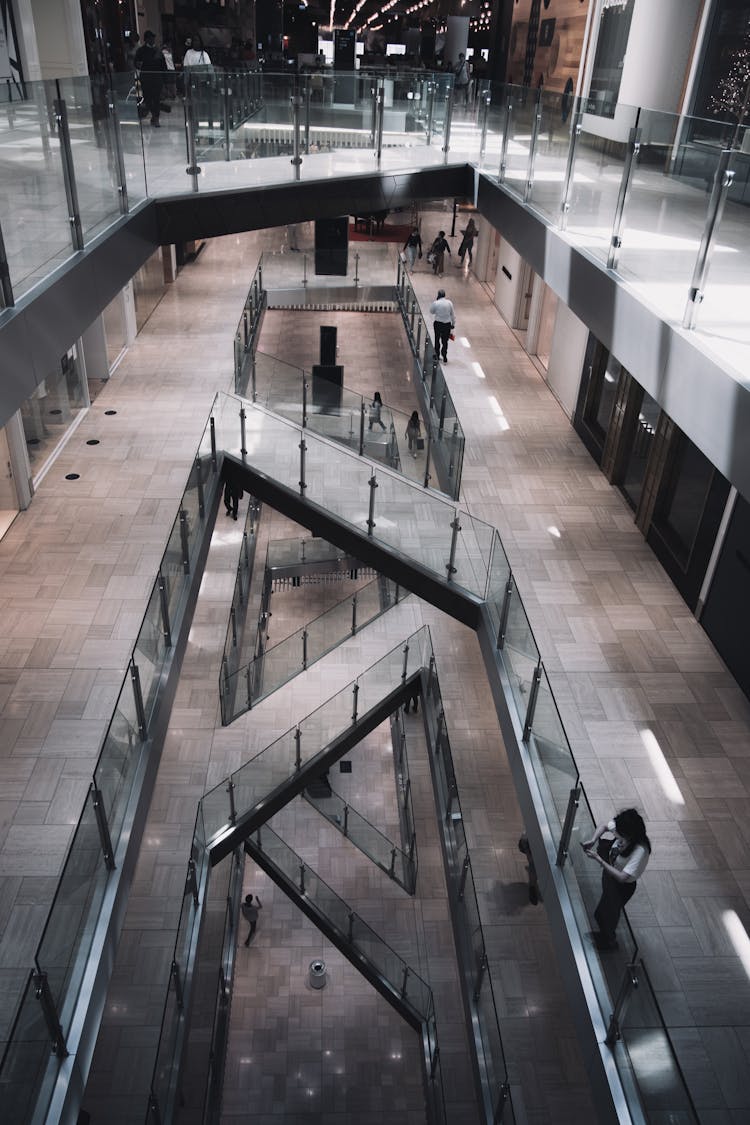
[0,426,20,541]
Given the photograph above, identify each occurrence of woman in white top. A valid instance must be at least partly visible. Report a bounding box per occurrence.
[183,35,212,69]
[582,808,651,950]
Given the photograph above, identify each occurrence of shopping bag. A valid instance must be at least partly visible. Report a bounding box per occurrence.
[416,437,425,451]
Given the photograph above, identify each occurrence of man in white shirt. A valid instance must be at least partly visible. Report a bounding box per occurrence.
[429,289,456,363]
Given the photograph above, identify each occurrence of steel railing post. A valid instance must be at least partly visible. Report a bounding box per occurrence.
[556,785,581,867]
[91,783,115,870]
[683,148,735,329]
[559,107,583,231]
[33,971,68,1058]
[54,93,84,251]
[299,435,306,495]
[478,88,491,165]
[607,125,642,270]
[130,657,147,740]
[442,87,454,160]
[522,660,543,740]
[240,406,247,456]
[375,82,385,165]
[445,510,461,579]
[290,94,302,181]
[606,963,639,1046]
[184,85,201,189]
[367,474,377,535]
[107,88,129,214]
[524,90,543,202]
[499,97,513,182]
[158,570,172,647]
[497,577,513,648]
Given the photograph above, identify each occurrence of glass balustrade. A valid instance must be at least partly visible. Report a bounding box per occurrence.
[2,71,747,358]
[220,568,402,723]
[0,413,220,1125]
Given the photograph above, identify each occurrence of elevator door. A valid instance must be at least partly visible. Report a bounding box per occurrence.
[701,494,750,700]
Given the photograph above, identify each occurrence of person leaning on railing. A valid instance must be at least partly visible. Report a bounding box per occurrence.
[582,809,651,951]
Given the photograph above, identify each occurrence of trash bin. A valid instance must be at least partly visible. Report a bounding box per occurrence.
[309,959,327,989]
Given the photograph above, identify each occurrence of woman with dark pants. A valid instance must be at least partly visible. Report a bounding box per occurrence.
[582,808,651,950]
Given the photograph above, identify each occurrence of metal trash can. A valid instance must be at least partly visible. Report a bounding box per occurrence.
[309,959,327,989]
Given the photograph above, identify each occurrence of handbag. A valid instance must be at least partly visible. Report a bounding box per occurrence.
[416,437,425,450]
[426,252,434,264]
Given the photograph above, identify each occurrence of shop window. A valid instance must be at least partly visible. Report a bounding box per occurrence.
[21,349,87,478]
[620,388,660,511]
[653,436,715,570]
[574,337,621,463]
[587,0,635,119]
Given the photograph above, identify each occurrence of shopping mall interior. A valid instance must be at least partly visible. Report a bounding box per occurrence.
[0,1,749,1124]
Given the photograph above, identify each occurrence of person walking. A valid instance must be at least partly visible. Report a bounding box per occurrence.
[241,893,262,945]
[134,31,167,127]
[429,288,456,363]
[429,231,450,277]
[403,227,422,271]
[368,391,386,431]
[582,809,651,950]
[454,52,471,106]
[405,411,421,459]
[458,218,478,266]
[223,478,243,520]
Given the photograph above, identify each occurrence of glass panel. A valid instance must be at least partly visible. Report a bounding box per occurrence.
[617,961,698,1123]
[305,597,353,664]
[0,972,59,1124]
[94,703,142,846]
[200,778,233,843]
[36,789,110,1029]
[57,77,123,243]
[108,72,148,206]
[691,143,750,349]
[502,584,539,719]
[232,727,298,820]
[527,89,581,223]
[485,531,510,627]
[355,642,405,718]
[150,982,182,1116]
[615,109,723,324]
[503,85,538,197]
[480,84,508,173]
[0,80,75,298]
[529,670,580,838]
[565,112,632,264]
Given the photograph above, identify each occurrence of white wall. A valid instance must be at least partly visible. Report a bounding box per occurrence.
[545,301,589,419]
[493,240,524,326]
[28,0,88,77]
[582,0,703,143]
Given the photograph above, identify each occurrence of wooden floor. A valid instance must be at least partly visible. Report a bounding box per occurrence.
[1,211,748,1124]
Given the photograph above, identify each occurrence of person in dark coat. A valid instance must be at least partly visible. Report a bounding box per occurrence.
[134,31,167,127]
[224,478,243,520]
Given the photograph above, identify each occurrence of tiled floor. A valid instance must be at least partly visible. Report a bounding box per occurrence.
[1,195,749,1125]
